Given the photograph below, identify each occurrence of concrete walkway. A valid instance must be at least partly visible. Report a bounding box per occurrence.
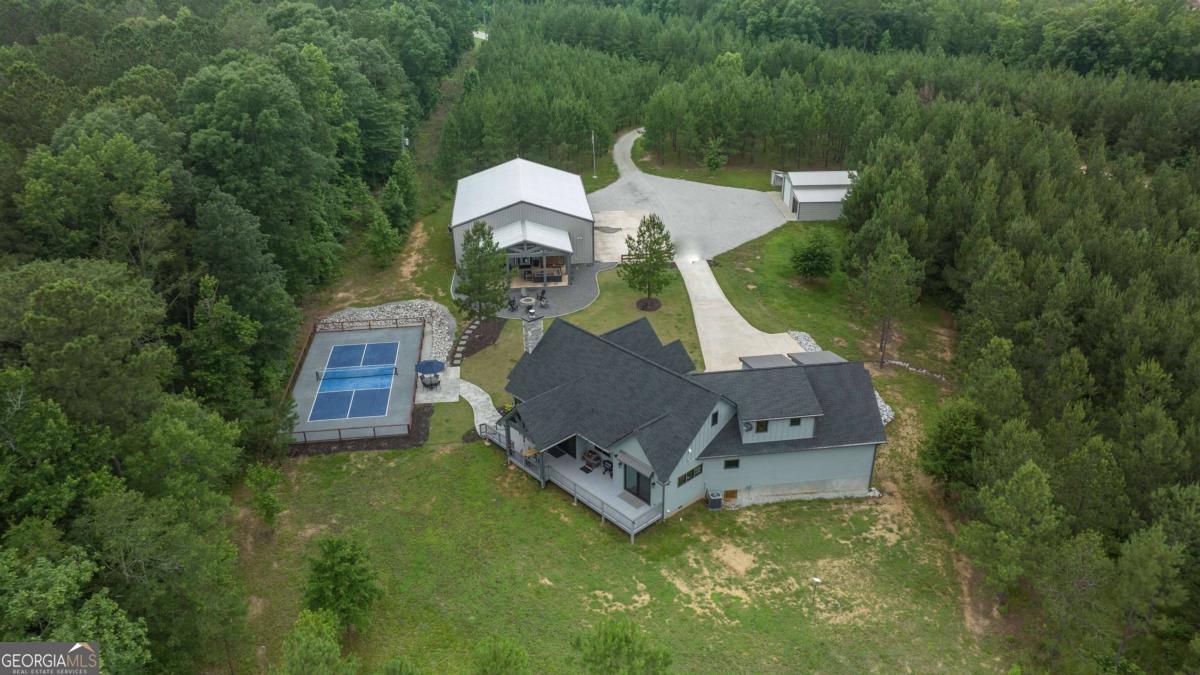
[677,259,801,372]
[459,379,500,429]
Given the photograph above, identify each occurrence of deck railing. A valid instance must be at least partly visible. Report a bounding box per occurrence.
[545,465,662,536]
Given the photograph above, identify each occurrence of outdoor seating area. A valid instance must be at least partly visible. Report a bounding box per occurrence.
[543,451,655,524]
[493,262,616,320]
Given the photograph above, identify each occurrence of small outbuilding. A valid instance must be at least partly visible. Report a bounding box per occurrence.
[778,170,855,221]
[451,158,594,287]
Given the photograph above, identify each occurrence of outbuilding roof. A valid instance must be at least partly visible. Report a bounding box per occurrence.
[791,187,851,203]
[451,158,593,228]
[491,220,574,253]
[788,350,847,365]
[739,354,797,369]
[786,170,854,188]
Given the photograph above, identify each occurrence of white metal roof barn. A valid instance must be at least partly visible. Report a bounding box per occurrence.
[450,157,596,268]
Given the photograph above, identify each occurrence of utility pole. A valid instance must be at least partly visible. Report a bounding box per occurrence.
[591,129,597,179]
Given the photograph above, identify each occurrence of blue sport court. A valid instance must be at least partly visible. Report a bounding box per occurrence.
[308,342,400,421]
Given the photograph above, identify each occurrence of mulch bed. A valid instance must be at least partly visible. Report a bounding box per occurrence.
[289,404,433,456]
[458,317,505,359]
[636,297,662,312]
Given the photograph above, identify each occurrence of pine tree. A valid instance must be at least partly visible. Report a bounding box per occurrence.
[853,230,923,366]
[791,229,837,280]
[618,213,676,307]
[454,221,508,321]
[303,537,381,634]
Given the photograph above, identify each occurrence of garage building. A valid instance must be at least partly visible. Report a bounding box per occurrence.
[778,170,855,221]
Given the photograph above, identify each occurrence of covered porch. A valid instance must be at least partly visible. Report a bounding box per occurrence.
[486,423,663,541]
[494,221,573,288]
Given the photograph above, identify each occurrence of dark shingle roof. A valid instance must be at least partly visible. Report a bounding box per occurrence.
[506,320,719,477]
[699,361,886,459]
[599,319,695,374]
[690,366,823,420]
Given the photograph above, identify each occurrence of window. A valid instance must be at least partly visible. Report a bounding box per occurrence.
[710,411,719,427]
[724,459,739,470]
[754,420,769,433]
[789,417,802,427]
[676,464,703,487]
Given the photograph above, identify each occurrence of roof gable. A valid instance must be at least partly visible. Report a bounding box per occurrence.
[699,361,886,459]
[451,158,593,227]
[691,366,823,420]
[506,320,718,477]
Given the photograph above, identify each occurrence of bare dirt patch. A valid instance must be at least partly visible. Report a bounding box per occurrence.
[636,297,662,311]
[539,576,554,587]
[589,579,652,614]
[248,595,266,619]
[433,444,454,458]
[298,523,327,541]
[396,219,428,288]
[713,542,757,576]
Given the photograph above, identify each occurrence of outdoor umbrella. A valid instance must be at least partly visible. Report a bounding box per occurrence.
[415,360,445,375]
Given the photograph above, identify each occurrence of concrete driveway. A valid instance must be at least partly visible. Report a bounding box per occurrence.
[589,130,791,262]
[590,129,800,372]
[677,259,801,372]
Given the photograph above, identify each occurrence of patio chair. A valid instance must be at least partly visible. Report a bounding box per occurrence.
[507,296,518,312]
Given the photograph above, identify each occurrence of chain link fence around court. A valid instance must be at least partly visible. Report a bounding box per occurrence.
[285,319,426,446]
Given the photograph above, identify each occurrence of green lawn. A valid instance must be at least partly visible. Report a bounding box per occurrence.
[632,137,775,191]
[460,267,702,405]
[237,373,1011,673]
[711,220,955,378]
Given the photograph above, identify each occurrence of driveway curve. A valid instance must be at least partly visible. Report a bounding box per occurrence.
[589,129,801,372]
[588,129,791,261]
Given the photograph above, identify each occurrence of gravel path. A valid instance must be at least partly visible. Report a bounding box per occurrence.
[588,129,791,261]
[321,299,457,362]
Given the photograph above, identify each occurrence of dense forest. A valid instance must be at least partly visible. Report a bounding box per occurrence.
[0,0,471,671]
[435,1,1200,672]
[3,0,1200,670]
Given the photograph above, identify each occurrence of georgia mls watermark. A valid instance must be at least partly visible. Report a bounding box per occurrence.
[0,643,99,675]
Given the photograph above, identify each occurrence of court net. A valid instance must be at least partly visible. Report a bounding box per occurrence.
[315,365,398,381]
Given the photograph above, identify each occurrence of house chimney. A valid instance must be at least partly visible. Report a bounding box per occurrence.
[523,318,543,354]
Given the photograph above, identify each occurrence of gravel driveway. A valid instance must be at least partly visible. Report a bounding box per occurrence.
[588,129,791,262]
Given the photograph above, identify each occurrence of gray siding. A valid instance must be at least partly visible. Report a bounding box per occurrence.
[781,174,793,205]
[607,436,663,508]
[738,415,815,444]
[704,443,877,505]
[663,401,735,515]
[452,202,594,264]
[793,201,843,221]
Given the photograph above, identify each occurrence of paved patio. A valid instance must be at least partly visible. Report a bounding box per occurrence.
[495,262,616,320]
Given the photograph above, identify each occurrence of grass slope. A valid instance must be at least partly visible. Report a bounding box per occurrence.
[632,137,775,191]
[237,382,1010,673]
[711,220,954,376]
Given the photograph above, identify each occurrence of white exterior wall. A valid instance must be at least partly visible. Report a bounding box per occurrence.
[793,201,844,221]
[738,416,816,444]
[704,444,878,505]
[781,174,793,205]
[452,202,594,264]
